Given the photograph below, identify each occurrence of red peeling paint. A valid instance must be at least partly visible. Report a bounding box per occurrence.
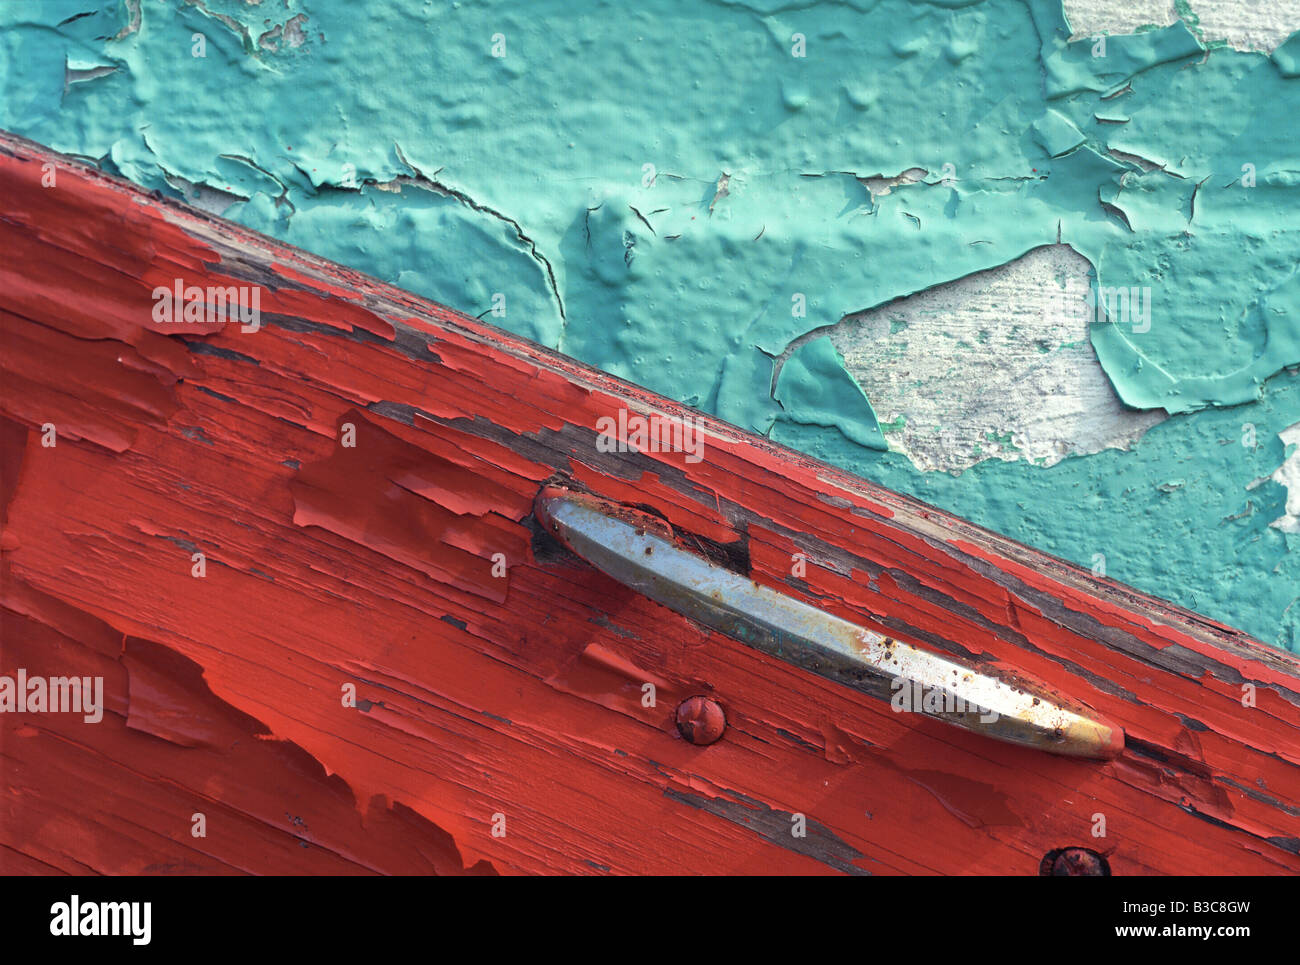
[262,286,396,341]
[2,132,1300,875]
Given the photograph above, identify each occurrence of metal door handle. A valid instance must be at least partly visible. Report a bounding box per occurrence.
[535,487,1124,759]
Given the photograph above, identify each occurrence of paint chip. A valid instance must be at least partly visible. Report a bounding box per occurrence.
[810,244,1167,474]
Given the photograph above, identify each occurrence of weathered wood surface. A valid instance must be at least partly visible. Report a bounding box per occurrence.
[2,130,1298,875]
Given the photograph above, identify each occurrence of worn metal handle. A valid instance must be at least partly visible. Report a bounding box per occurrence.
[535,487,1124,759]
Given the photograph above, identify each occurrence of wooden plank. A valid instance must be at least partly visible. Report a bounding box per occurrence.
[2,130,1298,875]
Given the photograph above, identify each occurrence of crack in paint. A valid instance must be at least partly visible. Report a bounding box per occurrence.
[394,143,566,323]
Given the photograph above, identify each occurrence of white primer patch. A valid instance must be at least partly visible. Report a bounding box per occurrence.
[819,244,1167,475]
[1064,0,1300,54]
[1258,422,1300,533]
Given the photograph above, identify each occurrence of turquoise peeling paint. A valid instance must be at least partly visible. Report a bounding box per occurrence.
[775,337,888,450]
[1,0,1297,649]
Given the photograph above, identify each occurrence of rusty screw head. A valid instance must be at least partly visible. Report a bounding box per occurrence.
[1040,847,1110,876]
[675,696,726,746]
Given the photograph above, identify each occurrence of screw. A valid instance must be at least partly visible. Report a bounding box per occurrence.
[675,696,726,746]
[1041,847,1110,876]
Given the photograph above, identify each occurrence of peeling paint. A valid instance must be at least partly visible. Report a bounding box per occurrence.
[1252,421,1300,533]
[3,140,1300,874]
[1065,0,1300,53]
[1,0,1299,652]
[800,245,1167,474]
